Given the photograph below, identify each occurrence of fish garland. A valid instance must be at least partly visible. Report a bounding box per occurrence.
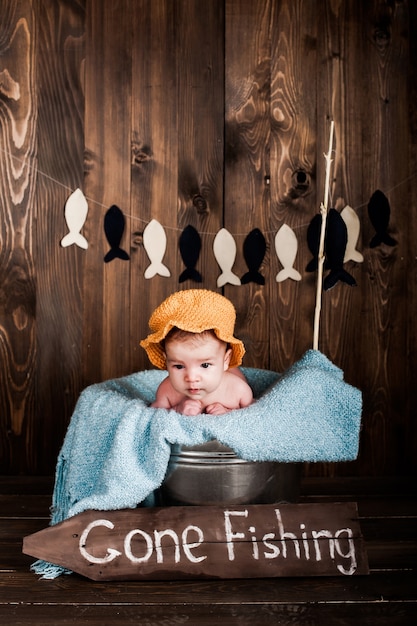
[60,188,401,290]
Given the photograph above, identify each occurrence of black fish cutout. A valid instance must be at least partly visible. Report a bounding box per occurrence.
[179,225,202,283]
[368,189,397,248]
[306,210,356,290]
[241,228,266,285]
[103,205,130,263]
[324,209,357,291]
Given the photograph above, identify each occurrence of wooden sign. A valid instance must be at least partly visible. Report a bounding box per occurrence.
[23,502,369,581]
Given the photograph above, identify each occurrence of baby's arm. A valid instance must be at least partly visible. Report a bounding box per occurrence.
[205,373,253,415]
[231,368,253,407]
[150,377,174,409]
[238,380,254,408]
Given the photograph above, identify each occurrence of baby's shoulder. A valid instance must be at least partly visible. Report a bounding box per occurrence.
[224,369,253,396]
[157,374,171,390]
[155,374,179,401]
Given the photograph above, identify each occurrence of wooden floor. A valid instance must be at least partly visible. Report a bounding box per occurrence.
[0,475,416,625]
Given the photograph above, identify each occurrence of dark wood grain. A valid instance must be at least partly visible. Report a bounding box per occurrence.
[2,569,416,604]
[407,0,417,480]
[269,0,318,370]
[34,0,86,473]
[305,1,365,479]
[350,0,410,478]
[176,0,225,294]
[82,0,133,385]
[0,1,37,474]
[224,0,272,370]
[0,599,416,626]
[130,0,179,374]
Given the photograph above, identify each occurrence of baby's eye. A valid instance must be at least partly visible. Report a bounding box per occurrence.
[173,364,184,370]
[201,363,211,369]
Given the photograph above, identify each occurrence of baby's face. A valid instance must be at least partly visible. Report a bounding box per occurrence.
[164,333,232,401]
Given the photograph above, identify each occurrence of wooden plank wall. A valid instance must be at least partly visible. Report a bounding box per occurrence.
[0,0,415,477]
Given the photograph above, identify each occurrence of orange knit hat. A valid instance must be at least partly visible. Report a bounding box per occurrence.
[140,289,245,369]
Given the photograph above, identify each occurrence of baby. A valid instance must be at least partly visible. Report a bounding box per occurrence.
[140,289,253,415]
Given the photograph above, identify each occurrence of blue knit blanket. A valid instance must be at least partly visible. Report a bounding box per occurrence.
[31,349,362,578]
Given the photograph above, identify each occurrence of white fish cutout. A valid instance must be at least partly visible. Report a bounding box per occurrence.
[275,224,301,282]
[60,188,89,249]
[143,219,171,279]
[341,205,364,263]
[213,228,241,287]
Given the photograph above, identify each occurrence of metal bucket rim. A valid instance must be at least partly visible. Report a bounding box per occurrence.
[168,454,253,466]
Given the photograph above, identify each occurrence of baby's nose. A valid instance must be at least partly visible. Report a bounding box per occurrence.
[185,368,199,381]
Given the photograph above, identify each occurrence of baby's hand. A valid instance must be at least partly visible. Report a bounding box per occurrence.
[205,402,228,415]
[175,398,203,416]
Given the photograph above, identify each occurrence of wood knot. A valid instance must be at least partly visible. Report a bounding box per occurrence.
[373,26,391,51]
[192,194,208,214]
[83,149,95,175]
[131,143,152,166]
[0,68,20,100]
[132,231,143,247]
[289,169,311,198]
[12,304,28,330]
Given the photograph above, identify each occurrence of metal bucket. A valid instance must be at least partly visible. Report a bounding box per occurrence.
[156,440,301,506]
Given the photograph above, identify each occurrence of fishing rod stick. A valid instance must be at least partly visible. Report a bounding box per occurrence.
[313,119,334,351]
